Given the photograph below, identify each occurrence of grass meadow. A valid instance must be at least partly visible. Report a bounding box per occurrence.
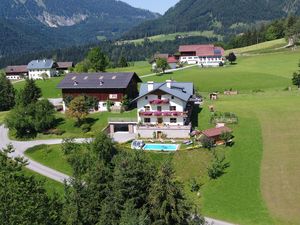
[5,42,300,224]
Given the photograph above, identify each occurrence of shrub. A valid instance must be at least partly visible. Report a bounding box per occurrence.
[210,111,238,124]
[208,152,229,179]
[190,178,200,192]
[200,136,215,149]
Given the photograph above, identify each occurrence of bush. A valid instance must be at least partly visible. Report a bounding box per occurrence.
[200,136,215,149]
[81,123,92,133]
[210,111,238,124]
[190,178,200,192]
[208,152,229,179]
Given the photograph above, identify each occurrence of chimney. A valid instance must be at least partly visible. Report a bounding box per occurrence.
[166,80,172,88]
[147,81,154,92]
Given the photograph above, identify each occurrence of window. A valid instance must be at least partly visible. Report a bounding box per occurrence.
[170,106,176,111]
[144,106,150,111]
[109,94,118,99]
[171,96,174,99]
[170,118,177,123]
[158,95,162,100]
[145,96,148,100]
[144,118,151,123]
[157,106,162,111]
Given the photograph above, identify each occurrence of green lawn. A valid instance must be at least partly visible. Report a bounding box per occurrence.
[107,61,152,76]
[0,111,8,124]
[14,76,64,98]
[26,145,73,176]
[143,49,300,93]
[9,109,137,140]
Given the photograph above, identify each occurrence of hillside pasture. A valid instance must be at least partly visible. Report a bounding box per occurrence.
[226,38,287,54]
[120,31,222,44]
[143,49,299,93]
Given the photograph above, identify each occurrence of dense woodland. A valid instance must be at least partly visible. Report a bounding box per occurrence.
[0,134,205,225]
[0,36,218,68]
[123,0,300,39]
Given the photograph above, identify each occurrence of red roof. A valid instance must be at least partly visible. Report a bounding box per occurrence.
[167,56,178,63]
[202,126,232,138]
[179,44,224,57]
[5,65,28,74]
[57,62,74,69]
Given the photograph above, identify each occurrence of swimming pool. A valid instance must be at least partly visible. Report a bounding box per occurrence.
[143,144,179,151]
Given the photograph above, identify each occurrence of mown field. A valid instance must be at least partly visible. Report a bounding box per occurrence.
[7,42,300,224]
[119,31,222,44]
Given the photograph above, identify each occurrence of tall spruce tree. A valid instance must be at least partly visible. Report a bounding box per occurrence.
[21,79,42,105]
[0,145,63,225]
[148,162,192,225]
[0,73,15,111]
[87,47,109,72]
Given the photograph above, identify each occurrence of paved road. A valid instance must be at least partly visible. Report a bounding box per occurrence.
[0,125,88,182]
[0,125,235,225]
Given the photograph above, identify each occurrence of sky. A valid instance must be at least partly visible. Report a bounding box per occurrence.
[122,0,180,14]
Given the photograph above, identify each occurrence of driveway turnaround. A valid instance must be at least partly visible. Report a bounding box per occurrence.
[0,125,235,225]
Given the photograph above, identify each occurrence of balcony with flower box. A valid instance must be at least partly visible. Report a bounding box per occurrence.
[139,110,188,117]
[149,99,170,105]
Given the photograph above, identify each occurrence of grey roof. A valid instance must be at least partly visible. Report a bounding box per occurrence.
[27,59,56,70]
[57,72,142,89]
[134,81,194,102]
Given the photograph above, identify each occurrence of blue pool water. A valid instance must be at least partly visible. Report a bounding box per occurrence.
[143,144,179,151]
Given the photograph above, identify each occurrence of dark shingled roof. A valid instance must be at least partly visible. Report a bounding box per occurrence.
[57,72,142,89]
[5,65,28,74]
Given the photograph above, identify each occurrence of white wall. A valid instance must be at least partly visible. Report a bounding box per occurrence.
[28,68,57,80]
[180,56,225,66]
[137,93,187,126]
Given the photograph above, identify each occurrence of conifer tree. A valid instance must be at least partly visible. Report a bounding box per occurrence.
[0,73,15,111]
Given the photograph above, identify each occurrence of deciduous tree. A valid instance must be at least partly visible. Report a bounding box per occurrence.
[156,57,170,73]
[67,96,89,126]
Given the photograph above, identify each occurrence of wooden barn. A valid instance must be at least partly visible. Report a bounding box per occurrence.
[57,72,142,111]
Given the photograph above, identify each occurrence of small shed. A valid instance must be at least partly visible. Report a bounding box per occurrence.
[202,126,232,144]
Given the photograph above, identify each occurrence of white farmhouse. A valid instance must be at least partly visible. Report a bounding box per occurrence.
[133,80,198,139]
[27,59,58,80]
[179,44,225,67]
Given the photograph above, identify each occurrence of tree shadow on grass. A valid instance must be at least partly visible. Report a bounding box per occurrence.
[191,105,202,128]
[53,117,65,127]
[84,117,99,126]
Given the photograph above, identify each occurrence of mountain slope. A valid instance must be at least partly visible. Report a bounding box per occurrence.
[125,0,300,39]
[0,0,159,58]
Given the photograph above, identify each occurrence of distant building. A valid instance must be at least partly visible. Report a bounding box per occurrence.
[27,59,58,80]
[179,44,225,67]
[151,53,179,71]
[57,62,74,74]
[57,72,142,111]
[133,80,199,138]
[5,65,28,80]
